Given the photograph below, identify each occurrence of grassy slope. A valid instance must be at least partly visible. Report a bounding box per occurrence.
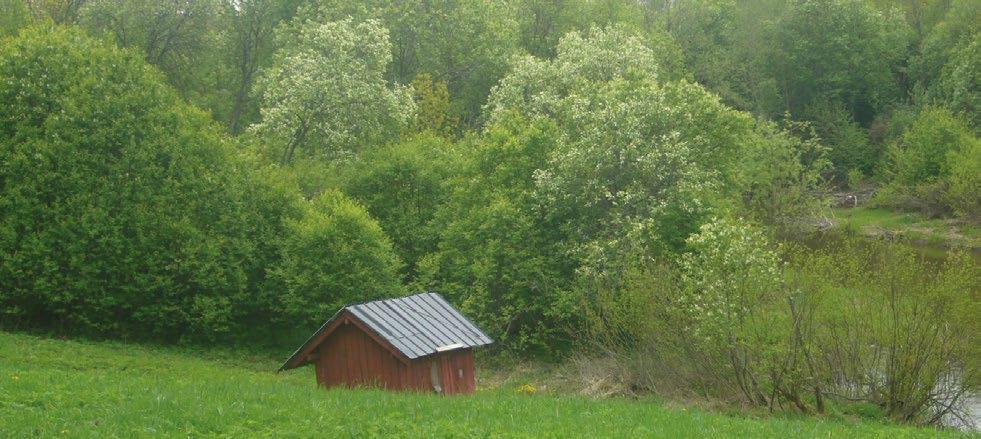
[0,332,968,438]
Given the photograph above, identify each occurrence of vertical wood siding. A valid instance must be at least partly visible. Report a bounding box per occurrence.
[313,318,477,394]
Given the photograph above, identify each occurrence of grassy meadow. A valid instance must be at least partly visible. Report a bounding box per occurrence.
[0,332,970,438]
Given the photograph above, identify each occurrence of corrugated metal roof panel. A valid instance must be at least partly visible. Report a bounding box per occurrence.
[281,292,493,370]
[368,292,493,359]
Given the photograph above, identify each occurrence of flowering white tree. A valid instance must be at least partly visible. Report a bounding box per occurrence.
[677,216,787,406]
[486,26,758,262]
[252,18,415,163]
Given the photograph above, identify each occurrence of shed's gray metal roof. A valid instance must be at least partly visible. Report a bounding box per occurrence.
[280,292,492,370]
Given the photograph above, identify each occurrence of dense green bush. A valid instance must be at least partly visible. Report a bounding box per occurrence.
[0,26,265,340]
[0,27,404,346]
[422,114,577,353]
[266,190,403,338]
[877,106,979,217]
[339,134,459,280]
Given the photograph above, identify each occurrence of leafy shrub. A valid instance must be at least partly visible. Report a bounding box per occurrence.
[583,231,977,421]
[266,190,404,337]
[944,138,980,218]
[791,238,977,422]
[423,114,577,353]
[877,106,978,217]
[340,134,459,280]
[736,119,830,229]
[0,26,269,341]
[803,99,878,179]
[581,217,797,405]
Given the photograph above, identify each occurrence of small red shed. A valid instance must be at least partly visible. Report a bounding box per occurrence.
[279,292,492,394]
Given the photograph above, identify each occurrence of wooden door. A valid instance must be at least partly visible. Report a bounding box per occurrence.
[437,350,474,394]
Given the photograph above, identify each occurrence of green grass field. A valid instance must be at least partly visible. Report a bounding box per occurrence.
[0,332,969,438]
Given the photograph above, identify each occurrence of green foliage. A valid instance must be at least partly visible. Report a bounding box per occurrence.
[676,218,791,404]
[306,0,521,127]
[266,190,403,336]
[803,99,879,178]
[340,134,459,279]
[664,0,782,114]
[583,230,978,420]
[425,114,576,353]
[409,73,457,137]
[735,119,830,231]
[768,0,909,124]
[253,17,414,164]
[0,26,407,347]
[220,0,305,134]
[926,33,979,127]
[465,26,828,351]
[791,238,977,422]
[878,106,979,217]
[910,0,979,126]
[945,137,981,218]
[488,26,756,257]
[0,26,266,341]
[79,0,225,115]
[0,0,30,37]
[18,0,86,24]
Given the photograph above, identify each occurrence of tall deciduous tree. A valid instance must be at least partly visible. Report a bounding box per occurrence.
[221,0,302,134]
[251,17,414,164]
[768,0,909,125]
[79,0,224,114]
[305,0,520,127]
[487,26,755,255]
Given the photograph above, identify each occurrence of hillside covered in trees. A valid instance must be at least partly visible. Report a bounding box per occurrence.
[1,0,978,429]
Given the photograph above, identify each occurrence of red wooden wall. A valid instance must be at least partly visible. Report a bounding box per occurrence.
[312,317,476,394]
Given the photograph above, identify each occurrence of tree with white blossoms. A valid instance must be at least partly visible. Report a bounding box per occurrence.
[677,216,795,408]
[252,17,415,164]
[486,26,758,264]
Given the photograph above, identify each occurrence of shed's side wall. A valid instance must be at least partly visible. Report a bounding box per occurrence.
[314,320,433,391]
